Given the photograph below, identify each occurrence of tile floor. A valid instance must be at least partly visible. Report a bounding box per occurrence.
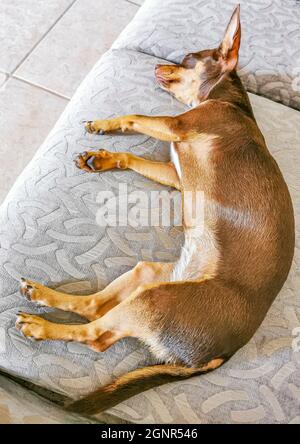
[0,0,143,204]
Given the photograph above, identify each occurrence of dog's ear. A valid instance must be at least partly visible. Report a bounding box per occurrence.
[219,5,241,71]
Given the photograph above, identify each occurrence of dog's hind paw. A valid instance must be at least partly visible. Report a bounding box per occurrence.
[20,278,36,301]
[16,312,48,340]
[19,278,47,306]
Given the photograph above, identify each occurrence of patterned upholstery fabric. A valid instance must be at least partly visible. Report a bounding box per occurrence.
[113,0,300,110]
[0,0,299,424]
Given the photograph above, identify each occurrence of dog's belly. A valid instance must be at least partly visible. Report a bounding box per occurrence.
[170,138,221,282]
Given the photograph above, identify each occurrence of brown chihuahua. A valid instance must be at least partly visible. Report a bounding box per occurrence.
[16,5,294,415]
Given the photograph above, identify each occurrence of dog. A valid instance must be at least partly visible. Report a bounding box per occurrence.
[16,5,294,415]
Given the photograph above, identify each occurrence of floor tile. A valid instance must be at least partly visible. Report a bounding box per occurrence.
[0,79,68,204]
[0,0,74,73]
[15,0,139,97]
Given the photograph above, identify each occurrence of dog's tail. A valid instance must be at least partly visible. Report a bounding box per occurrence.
[65,358,224,416]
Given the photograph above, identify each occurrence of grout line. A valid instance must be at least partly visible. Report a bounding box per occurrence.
[11,0,78,76]
[1,0,141,99]
[125,0,142,6]
[12,75,70,100]
[0,69,71,99]
[0,73,9,90]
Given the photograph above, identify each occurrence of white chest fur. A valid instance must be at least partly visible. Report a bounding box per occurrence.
[170,142,182,179]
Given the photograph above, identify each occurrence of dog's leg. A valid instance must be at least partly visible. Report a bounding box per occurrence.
[75,150,181,189]
[15,306,131,352]
[20,262,174,321]
[85,115,185,142]
[16,278,226,357]
[15,281,167,351]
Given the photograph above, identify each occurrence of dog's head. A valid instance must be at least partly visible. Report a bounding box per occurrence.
[155,5,241,107]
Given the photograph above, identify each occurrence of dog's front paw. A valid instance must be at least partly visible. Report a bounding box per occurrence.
[16,312,48,340]
[75,150,128,173]
[20,278,45,304]
[85,117,121,134]
[85,120,106,135]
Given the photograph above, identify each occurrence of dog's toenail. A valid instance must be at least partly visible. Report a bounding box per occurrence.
[99,129,105,135]
[86,156,96,171]
[21,277,26,282]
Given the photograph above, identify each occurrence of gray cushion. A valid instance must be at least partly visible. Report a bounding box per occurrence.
[113,0,300,110]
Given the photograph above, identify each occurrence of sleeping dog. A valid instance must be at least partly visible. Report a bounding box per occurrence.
[16,5,294,415]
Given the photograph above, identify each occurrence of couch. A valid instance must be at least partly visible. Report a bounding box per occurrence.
[0,0,299,424]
